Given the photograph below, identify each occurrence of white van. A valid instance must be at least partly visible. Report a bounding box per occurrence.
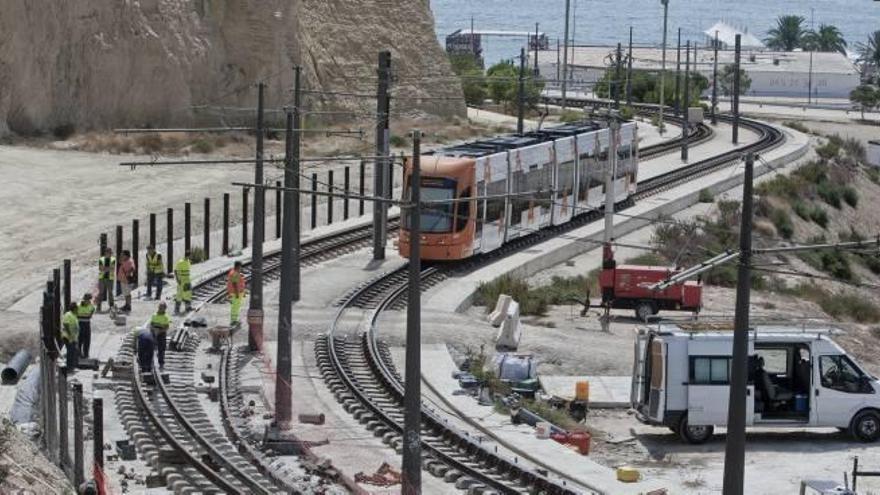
[630,323,880,444]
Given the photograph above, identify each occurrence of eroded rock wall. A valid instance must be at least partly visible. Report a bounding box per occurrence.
[0,0,463,135]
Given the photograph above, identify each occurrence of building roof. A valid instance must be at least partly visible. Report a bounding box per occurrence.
[704,21,764,48]
[536,45,858,75]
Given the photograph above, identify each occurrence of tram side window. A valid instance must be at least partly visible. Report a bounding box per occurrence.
[617,145,632,178]
[509,170,527,226]
[485,178,506,225]
[527,164,552,209]
[456,187,472,231]
[475,181,484,237]
[578,154,592,200]
[558,161,575,197]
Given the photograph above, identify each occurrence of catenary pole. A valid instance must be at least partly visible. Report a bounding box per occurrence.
[614,43,623,108]
[626,26,634,107]
[249,82,266,351]
[681,40,690,162]
[373,51,391,260]
[732,34,741,144]
[722,152,754,495]
[712,30,719,125]
[534,23,540,76]
[603,117,620,243]
[658,0,669,135]
[401,130,423,494]
[561,0,571,110]
[674,27,681,116]
[517,47,526,134]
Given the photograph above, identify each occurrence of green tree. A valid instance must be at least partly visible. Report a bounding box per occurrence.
[595,69,706,106]
[850,84,880,120]
[718,64,752,97]
[449,54,487,106]
[856,30,880,80]
[803,24,847,55]
[764,15,809,51]
[484,59,544,112]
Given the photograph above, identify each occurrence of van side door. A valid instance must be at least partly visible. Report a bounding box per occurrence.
[687,341,754,426]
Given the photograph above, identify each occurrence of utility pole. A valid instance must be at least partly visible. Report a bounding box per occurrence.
[658,0,669,135]
[674,28,681,116]
[373,51,391,260]
[518,47,526,135]
[614,43,623,108]
[275,67,302,430]
[561,0,571,110]
[626,26,634,108]
[711,30,719,125]
[248,82,266,351]
[722,152,755,495]
[401,131,423,494]
[681,41,690,162]
[808,50,814,105]
[732,34,741,144]
[534,23,540,76]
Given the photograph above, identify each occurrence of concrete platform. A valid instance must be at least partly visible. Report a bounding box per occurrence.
[539,375,632,409]
[419,343,668,495]
[426,120,810,314]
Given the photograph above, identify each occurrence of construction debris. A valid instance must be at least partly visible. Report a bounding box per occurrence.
[354,462,401,487]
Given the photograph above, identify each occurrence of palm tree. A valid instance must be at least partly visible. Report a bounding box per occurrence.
[764,15,808,51]
[803,24,847,55]
[856,30,880,80]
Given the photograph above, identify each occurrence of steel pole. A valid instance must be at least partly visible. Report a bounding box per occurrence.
[93,397,104,481]
[63,259,71,310]
[674,28,681,116]
[534,23,540,76]
[603,119,620,243]
[517,47,526,134]
[401,130,423,494]
[73,381,84,488]
[722,152,754,495]
[561,0,571,109]
[658,0,669,134]
[681,41,690,162]
[132,219,139,286]
[732,34,741,144]
[203,198,210,258]
[222,193,230,255]
[166,208,173,274]
[58,367,69,471]
[373,51,391,260]
[712,31,719,125]
[248,82,266,351]
[626,26,634,107]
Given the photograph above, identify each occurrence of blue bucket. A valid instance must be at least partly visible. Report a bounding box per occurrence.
[794,394,808,412]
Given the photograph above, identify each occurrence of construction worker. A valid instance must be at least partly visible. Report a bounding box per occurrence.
[136,326,156,373]
[61,302,79,372]
[150,302,171,369]
[145,245,164,300]
[97,247,115,312]
[174,250,192,314]
[226,261,246,328]
[76,293,96,359]
[117,250,135,312]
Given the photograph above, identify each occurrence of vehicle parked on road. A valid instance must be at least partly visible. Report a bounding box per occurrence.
[631,322,880,444]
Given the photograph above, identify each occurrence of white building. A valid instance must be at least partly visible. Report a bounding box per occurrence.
[536,34,859,99]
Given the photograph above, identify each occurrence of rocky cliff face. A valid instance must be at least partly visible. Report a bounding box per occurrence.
[0,0,463,136]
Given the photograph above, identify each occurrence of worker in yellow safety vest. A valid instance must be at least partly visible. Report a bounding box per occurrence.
[61,302,80,372]
[145,245,164,300]
[174,250,192,314]
[149,302,171,369]
[97,247,115,312]
[76,293,96,359]
[226,261,246,328]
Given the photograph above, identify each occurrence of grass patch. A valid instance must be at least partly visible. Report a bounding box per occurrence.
[559,109,584,123]
[792,200,811,220]
[769,207,794,239]
[189,247,207,264]
[815,139,840,161]
[843,187,859,208]
[867,167,880,185]
[820,292,880,323]
[389,134,408,147]
[798,247,856,282]
[783,121,810,133]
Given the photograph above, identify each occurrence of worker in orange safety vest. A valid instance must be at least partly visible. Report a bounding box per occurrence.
[226,261,246,328]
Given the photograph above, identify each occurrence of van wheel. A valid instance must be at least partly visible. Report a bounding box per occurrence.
[851,410,880,442]
[678,415,714,444]
[635,302,656,322]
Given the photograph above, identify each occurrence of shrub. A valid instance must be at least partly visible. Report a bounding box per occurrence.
[819,292,880,323]
[389,135,408,147]
[189,247,207,264]
[792,201,810,220]
[867,168,880,185]
[842,137,866,161]
[756,174,798,199]
[135,134,163,153]
[769,208,794,239]
[815,139,840,161]
[783,121,810,133]
[619,106,635,120]
[560,109,583,123]
[698,188,714,203]
[863,255,880,275]
[474,275,548,316]
[191,139,215,154]
[842,186,859,207]
[817,181,842,208]
[799,249,855,282]
[809,206,828,228]
[52,123,76,140]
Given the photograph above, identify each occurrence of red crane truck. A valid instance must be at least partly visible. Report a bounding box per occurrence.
[595,243,702,320]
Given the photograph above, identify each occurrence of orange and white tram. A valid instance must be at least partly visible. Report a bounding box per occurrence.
[398,121,639,261]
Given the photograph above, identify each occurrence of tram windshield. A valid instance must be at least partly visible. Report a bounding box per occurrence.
[405,176,457,233]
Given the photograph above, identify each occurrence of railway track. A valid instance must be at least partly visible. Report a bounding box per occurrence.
[113,104,782,494]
